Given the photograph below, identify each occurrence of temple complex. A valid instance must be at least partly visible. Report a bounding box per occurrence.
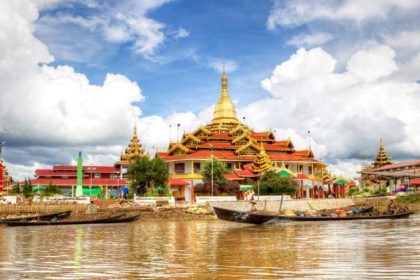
[158,70,327,201]
[360,139,420,192]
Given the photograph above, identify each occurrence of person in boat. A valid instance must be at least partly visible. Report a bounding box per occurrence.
[387,199,397,215]
[250,193,257,212]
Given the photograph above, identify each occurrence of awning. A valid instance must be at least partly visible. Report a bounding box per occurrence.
[82,187,102,195]
[335,179,347,185]
[168,178,188,186]
[32,185,47,191]
[239,185,254,191]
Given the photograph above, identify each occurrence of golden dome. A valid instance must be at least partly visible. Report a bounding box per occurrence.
[211,69,239,124]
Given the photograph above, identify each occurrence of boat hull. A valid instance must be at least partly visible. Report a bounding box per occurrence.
[5,213,124,226]
[213,207,414,224]
[213,206,279,224]
[0,210,72,223]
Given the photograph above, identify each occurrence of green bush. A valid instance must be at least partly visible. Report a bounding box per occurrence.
[396,194,420,205]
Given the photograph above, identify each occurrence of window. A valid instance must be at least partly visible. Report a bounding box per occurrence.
[94,173,101,179]
[226,162,233,170]
[308,166,313,175]
[298,165,303,173]
[175,163,185,174]
[193,162,201,173]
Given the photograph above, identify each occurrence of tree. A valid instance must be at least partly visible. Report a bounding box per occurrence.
[259,170,298,213]
[45,182,63,196]
[22,179,34,198]
[128,156,170,195]
[148,157,169,189]
[201,157,229,187]
[128,156,151,195]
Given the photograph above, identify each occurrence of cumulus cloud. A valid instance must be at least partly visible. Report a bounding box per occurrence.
[0,0,145,179]
[287,33,334,48]
[257,46,420,167]
[267,0,420,29]
[34,0,179,60]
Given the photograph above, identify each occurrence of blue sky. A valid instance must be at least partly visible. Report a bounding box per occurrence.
[1,0,420,179]
[35,0,299,116]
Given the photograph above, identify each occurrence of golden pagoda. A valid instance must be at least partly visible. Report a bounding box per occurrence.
[372,138,392,168]
[250,143,273,173]
[157,70,326,202]
[118,125,146,165]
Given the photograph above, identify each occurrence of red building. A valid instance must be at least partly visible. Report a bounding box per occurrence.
[32,165,127,197]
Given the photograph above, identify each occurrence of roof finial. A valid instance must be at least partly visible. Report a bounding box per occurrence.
[221,63,228,93]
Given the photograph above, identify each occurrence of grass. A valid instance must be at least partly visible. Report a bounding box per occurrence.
[396,194,420,205]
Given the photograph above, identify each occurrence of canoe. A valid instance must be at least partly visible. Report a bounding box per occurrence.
[213,206,281,224]
[0,210,72,223]
[283,211,414,221]
[213,206,415,225]
[103,213,140,223]
[5,213,124,227]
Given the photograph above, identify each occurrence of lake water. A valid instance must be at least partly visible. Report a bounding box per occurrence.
[0,215,419,279]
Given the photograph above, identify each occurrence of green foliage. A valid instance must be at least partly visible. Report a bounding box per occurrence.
[22,179,34,198]
[13,184,21,194]
[128,156,170,195]
[259,170,297,195]
[201,157,229,186]
[45,182,63,196]
[396,194,420,205]
[347,187,358,196]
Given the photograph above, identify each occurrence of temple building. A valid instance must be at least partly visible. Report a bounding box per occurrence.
[360,139,420,192]
[0,160,13,195]
[115,125,147,178]
[31,152,127,197]
[157,70,327,201]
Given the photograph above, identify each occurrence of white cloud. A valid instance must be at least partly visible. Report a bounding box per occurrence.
[0,0,145,179]
[267,0,420,29]
[173,28,190,39]
[34,0,175,59]
[287,33,333,48]
[258,46,420,165]
[208,59,238,73]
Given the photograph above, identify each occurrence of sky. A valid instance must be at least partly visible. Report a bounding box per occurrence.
[1,0,420,180]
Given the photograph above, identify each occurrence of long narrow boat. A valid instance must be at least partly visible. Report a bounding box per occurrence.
[283,211,414,221]
[5,213,124,227]
[213,206,414,225]
[213,206,280,224]
[0,210,72,223]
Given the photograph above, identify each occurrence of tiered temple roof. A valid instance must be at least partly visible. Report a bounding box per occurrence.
[372,138,392,168]
[118,125,146,165]
[250,144,273,173]
[158,70,323,171]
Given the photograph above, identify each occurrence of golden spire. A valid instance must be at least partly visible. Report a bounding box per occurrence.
[211,68,239,124]
[120,124,146,163]
[373,138,392,168]
[250,143,273,173]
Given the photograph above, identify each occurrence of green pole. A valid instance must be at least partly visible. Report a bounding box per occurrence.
[75,151,83,197]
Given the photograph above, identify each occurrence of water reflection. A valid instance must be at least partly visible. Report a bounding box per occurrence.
[0,215,419,279]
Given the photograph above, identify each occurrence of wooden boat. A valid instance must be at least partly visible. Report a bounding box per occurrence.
[282,211,414,221]
[103,213,140,223]
[5,213,124,227]
[213,206,281,224]
[0,210,72,223]
[213,206,414,225]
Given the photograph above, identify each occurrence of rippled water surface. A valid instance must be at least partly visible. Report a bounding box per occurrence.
[0,215,419,279]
